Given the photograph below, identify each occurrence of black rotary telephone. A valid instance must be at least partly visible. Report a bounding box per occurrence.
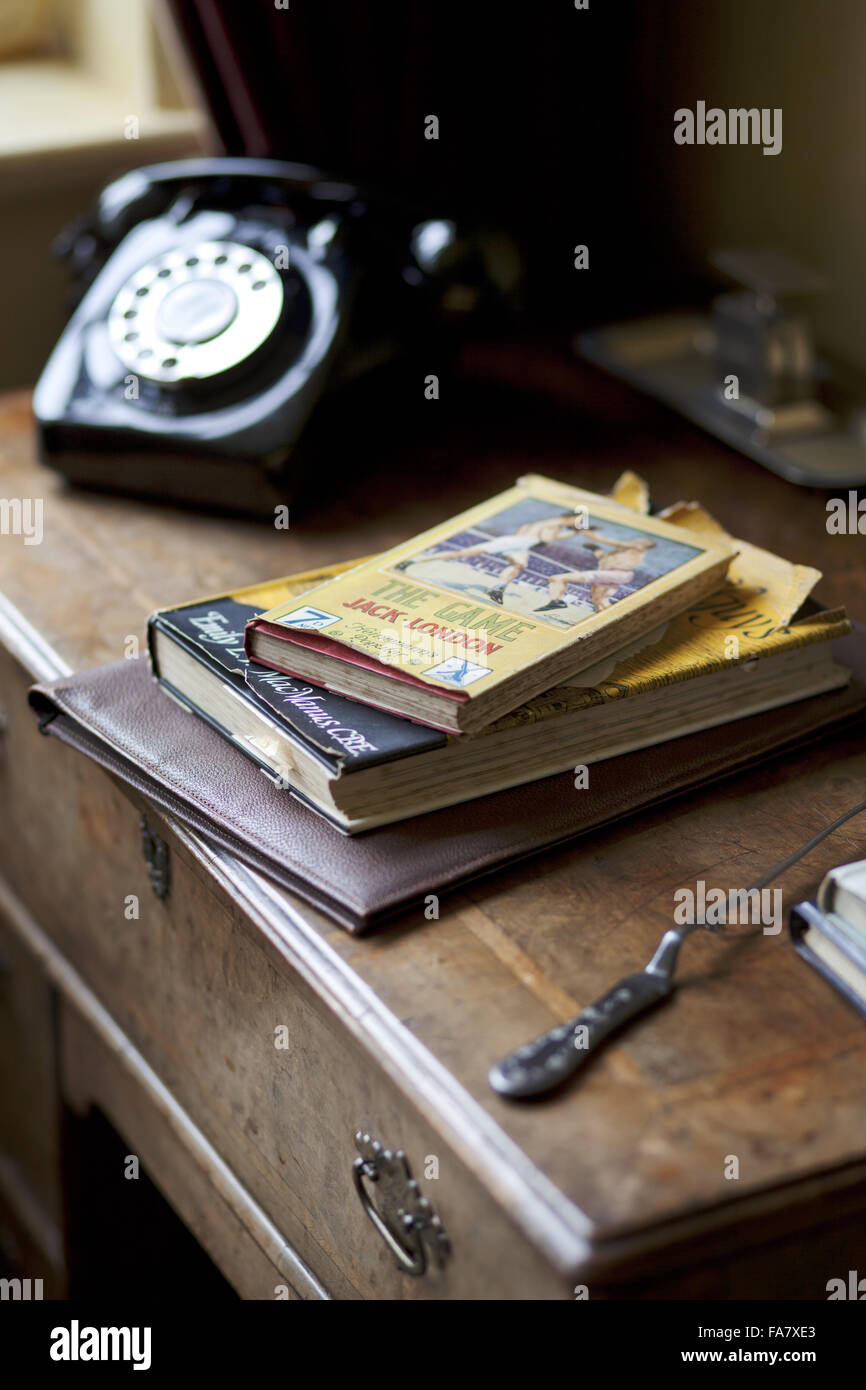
[34,158,519,514]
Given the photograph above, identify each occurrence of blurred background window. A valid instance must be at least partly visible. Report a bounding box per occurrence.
[0,0,203,389]
[0,0,58,59]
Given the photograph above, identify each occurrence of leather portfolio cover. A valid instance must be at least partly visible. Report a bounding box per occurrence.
[28,629,866,933]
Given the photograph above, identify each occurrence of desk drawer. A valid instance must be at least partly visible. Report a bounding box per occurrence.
[0,641,566,1298]
[0,892,64,1287]
[60,998,324,1301]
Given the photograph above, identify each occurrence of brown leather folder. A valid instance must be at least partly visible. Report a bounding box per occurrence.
[29,629,866,933]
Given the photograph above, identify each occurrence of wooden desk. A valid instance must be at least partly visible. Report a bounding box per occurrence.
[1,354,865,1300]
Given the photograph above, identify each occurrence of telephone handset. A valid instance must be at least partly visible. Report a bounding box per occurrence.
[34,158,516,513]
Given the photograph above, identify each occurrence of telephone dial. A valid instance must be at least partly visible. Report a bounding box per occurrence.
[34,157,519,513]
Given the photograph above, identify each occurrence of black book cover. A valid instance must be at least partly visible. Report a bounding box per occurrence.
[149,597,446,775]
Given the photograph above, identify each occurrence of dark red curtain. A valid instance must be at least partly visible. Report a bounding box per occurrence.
[162,0,651,325]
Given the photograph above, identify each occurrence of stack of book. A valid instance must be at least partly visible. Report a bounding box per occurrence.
[148,474,852,834]
[791,862,866,1017]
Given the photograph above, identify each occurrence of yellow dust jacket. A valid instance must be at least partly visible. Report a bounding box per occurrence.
[245,475,737,708]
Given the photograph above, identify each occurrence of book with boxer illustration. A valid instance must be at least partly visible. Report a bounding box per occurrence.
[243,475,738,733]
[149,504,851,831]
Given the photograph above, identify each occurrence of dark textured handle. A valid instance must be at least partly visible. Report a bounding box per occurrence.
[488,970,674,1099]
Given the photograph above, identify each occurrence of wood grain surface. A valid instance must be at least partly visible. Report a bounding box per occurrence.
[1,350,865,1291]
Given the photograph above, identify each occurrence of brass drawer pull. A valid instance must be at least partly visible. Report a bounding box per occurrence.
[352,1131,450,1278]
